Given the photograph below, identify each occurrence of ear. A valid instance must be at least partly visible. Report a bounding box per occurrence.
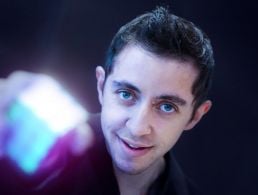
[96,66,106,105]
[184,100,212,130]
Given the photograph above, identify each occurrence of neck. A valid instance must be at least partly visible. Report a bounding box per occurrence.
[114,158,165,195]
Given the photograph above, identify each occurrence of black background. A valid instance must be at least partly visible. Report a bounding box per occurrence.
[0,0,257,194]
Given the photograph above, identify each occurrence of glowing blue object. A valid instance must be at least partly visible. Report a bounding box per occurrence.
[4,77,88,174]
[6,101,57,174]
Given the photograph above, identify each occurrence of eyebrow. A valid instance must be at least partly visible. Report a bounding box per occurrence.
[112,80,187,106]
[156,95,187,106]
[112,80,141,94]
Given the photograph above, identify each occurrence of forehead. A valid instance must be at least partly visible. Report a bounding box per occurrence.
[108,45,198,102]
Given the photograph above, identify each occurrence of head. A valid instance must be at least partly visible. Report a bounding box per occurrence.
[105,6,214,117]
[96,7,214,174]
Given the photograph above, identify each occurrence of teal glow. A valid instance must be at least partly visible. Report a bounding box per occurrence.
[6,101,58,174]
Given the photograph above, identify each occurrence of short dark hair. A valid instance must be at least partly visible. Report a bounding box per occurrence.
[104,6,215,116]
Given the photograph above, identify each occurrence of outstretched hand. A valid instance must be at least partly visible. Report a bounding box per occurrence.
[0,71,93,174]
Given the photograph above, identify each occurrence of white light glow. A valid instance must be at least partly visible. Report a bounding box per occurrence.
[18,77,88,135]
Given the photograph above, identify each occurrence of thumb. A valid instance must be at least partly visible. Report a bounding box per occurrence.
[69,122,94,156]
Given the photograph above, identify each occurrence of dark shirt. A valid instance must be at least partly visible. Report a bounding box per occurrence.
[0,114,200,194]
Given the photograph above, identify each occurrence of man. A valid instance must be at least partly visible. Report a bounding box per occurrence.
[0,6,214,195]
[94,6,214,194]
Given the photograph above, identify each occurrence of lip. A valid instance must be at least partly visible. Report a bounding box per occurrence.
[118,136,153,158]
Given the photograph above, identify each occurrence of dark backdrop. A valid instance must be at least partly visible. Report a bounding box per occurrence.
[0,1,257,195]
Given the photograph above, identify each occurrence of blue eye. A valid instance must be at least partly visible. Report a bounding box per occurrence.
[119,91,133,100]
[160,103,175,113]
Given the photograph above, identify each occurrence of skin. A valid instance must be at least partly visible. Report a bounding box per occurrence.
[96,45,211,194]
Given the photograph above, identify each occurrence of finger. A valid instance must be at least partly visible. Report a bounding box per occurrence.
[7,71,38,90]
[3,71,54,106]
[69,122,94,156]
[0,78,6,88]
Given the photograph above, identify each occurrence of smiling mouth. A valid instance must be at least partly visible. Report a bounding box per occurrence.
[122,140,147,150]
[119,137,153,153]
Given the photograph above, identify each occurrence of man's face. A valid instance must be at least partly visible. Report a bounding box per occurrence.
[96,45,210,174]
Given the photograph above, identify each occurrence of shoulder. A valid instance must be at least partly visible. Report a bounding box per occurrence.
[165,151,202,195]
[149,151,202,195]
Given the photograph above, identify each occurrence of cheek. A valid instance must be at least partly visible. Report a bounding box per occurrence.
[155,121,186,151]
[159,129,183,150]
[101,95,129,132]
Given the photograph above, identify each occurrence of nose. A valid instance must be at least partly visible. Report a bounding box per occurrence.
[126,103,153,137]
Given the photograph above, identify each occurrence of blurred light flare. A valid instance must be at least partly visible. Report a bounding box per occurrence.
[4,77,88,174]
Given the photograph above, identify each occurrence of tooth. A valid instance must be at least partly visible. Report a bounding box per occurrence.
[129,144,138,148]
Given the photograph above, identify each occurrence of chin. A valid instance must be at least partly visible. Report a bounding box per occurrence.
[118,166,145,175]
[115,160,149,175]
